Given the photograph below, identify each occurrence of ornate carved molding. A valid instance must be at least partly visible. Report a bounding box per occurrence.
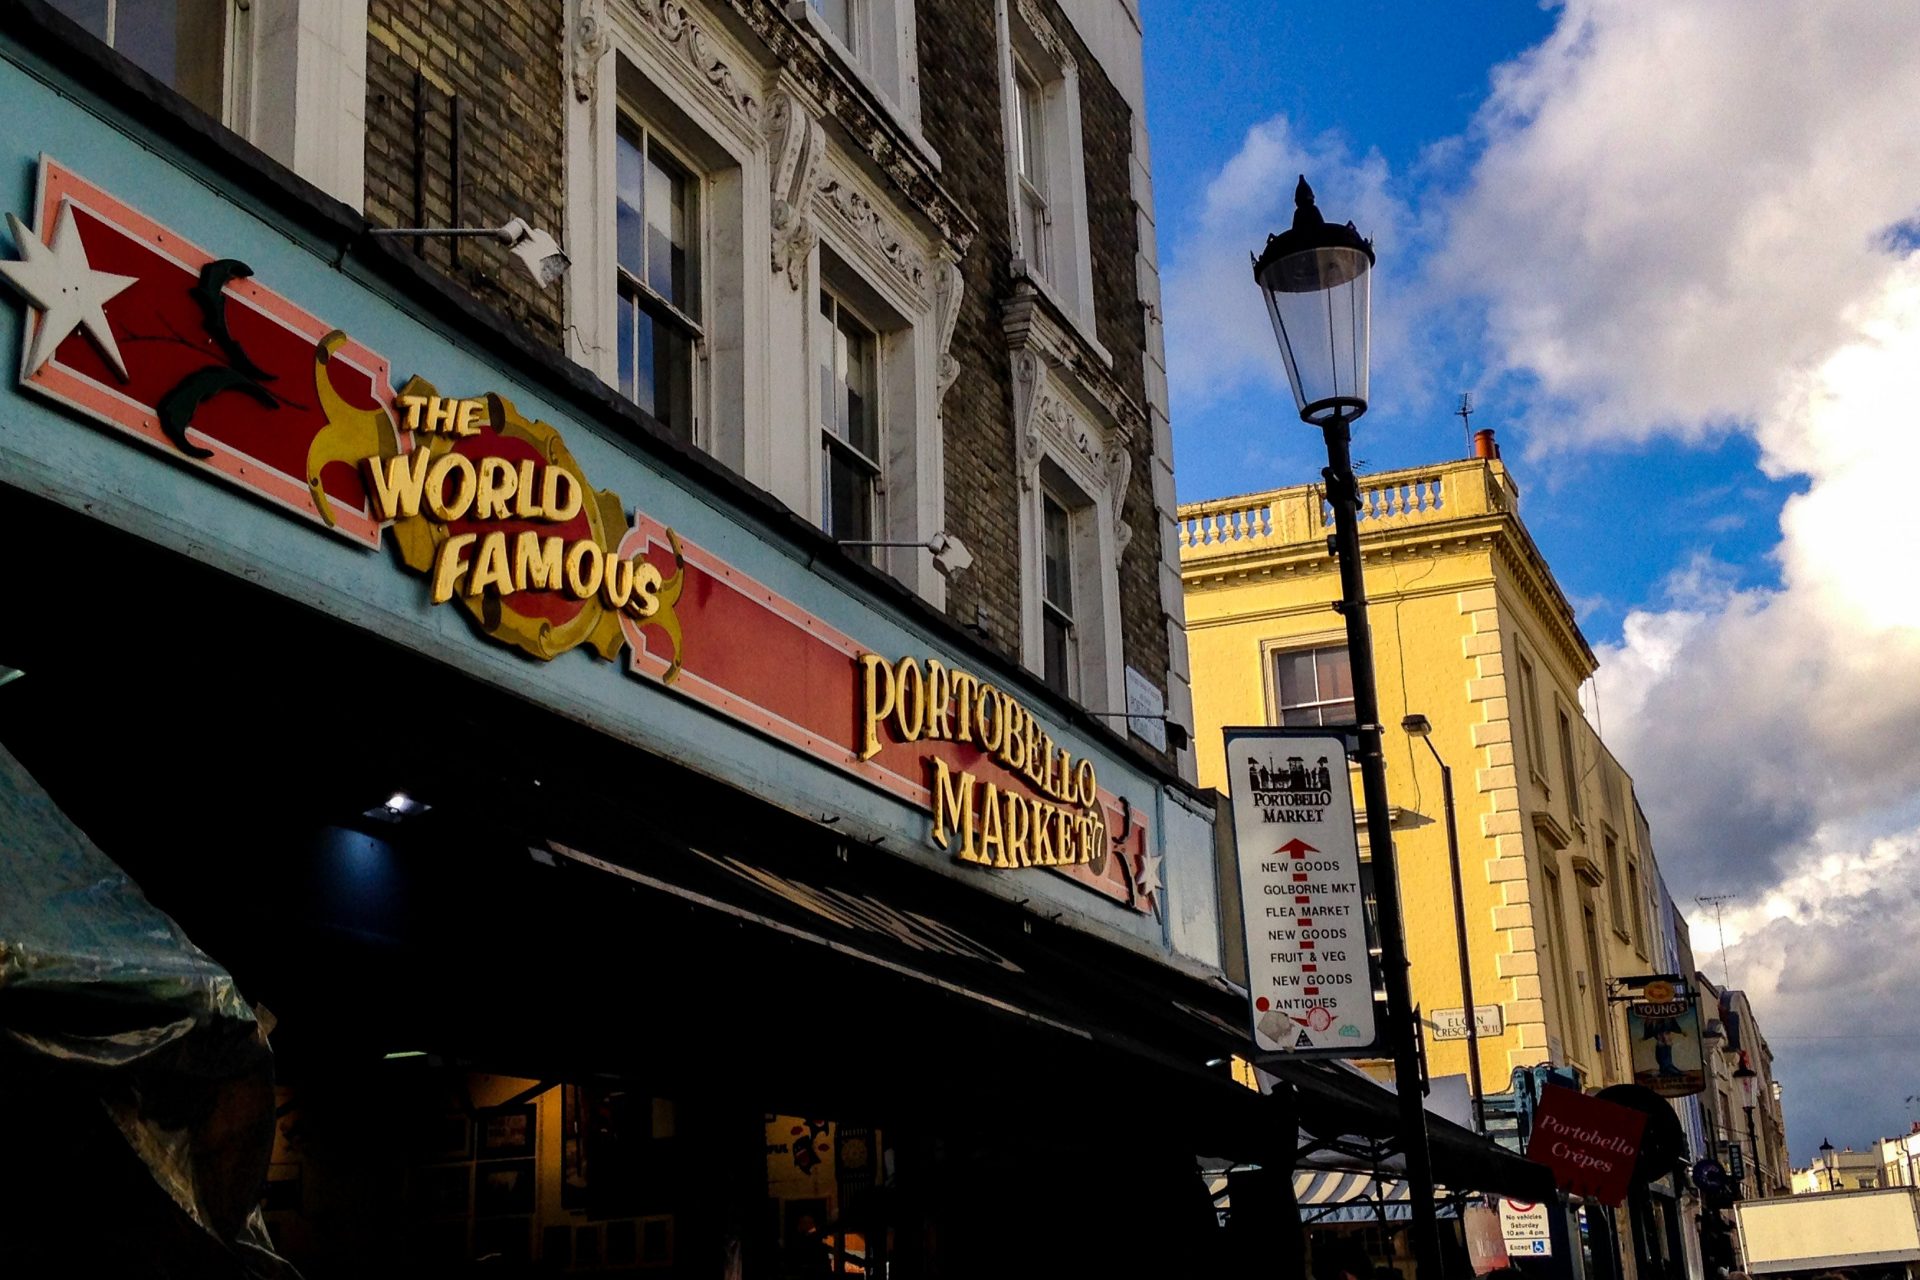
[932,246,964,405]
[573,0,614,101]
[704,0,975,253]
[1014,0,1076,75]
[1104,443,1133,555]
[764,89,823,290]
[1002,277,1144,443]
[815,175,930,301]
[632,0,762,126]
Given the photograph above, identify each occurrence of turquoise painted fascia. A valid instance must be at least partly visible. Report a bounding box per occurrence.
[0,35,1214,970]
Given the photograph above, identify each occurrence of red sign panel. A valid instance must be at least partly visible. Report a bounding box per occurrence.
[1527,1085,1647,1206]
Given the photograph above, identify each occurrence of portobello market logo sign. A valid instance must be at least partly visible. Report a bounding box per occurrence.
[0,158,685,670]
[858,654,1108,868]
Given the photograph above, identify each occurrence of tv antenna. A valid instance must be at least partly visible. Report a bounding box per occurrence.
[1457,393,1475,454]
[1697,894,1737,987]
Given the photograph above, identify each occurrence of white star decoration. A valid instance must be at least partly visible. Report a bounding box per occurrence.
[0,201,137,382]
[1133,850,1163,903]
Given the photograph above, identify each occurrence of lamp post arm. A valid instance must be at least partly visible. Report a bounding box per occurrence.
[1438,757,1486,1134]
[1321,415,1443,1280]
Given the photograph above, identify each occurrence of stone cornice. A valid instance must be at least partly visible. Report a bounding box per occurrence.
[712,0,977,253]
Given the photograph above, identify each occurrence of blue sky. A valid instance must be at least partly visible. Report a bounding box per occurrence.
[1141,0,1920,1164]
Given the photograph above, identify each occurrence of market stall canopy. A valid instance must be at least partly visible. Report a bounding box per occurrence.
[0,739,287,1276]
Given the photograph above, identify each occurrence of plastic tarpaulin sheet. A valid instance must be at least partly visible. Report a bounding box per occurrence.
[0,739,292,1276]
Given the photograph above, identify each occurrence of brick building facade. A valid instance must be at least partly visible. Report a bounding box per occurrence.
[342,0,1189,775]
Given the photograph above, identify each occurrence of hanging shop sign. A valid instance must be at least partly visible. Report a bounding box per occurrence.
[0,156,1160,914]
[1223,726,1380,1057]
[1624,979,1706,1099]
[1526,1084,1646,1206]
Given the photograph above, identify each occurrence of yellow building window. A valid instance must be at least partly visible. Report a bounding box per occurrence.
[1273,645,1354,727]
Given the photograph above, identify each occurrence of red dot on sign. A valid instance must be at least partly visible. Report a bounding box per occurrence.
[1256,997,1270,1012]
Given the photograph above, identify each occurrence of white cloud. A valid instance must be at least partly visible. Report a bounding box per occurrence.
[1432,0,1920,1154]
[1160,118,1411,419]
[1440,0,1920,451]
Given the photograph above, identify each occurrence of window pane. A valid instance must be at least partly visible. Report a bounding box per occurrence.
[652,319,692,442]
[49,0,109,40]
[839,309,877,460]
[616,292,639,405]
[616,124,644,278]
[1316,647,1354,702]
[1280,705,1320,728]
[1015,73,1046,184]
[117,0,226,118]
[1043,612,1072,696]
[1320,699,1355,726]
[1274,650,1317,711]
[817,290,837,434]
[645,146,692,312]
[1020,188,1049,280]
[825,442,874,546]
[1043,496,1073,612]
[812,0,855,51]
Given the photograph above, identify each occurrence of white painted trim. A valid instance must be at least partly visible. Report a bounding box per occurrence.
[245,0,368,210]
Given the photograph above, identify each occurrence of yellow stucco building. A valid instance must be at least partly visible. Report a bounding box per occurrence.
[1179,441,1667,1098]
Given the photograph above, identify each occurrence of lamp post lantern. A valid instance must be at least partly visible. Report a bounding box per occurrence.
[1819,1136,1836,1192]
[1255,177,1442,1280]
[1403,713,1485,1135]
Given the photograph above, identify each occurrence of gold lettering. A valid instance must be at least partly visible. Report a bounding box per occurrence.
[949,671,978,742]
[977,685,1003,752]
[564,539,604,597]
[1023,718,1046,788]
[395,394,428,433]
[1005,790,1032,866]
[628,561,663,618]
[542,467,582,522]
[1030,795,1056,865]
[931,757,979,862]
[468,530,513,596]
[514,460,541,518]
[455,397,485,437]
[424,396,459,435]
[1076,759,1098,810]
[999,699,1027,772]
[429,532,478,603]
[425,453,477,521]
[978,780,1008,867]
[893,657,925,743]
[362,448,433,521]
[476,455,517,520]
[513,532,564,591]
[858,654,897,761]
[925,660,951,741]
[602,554,634,608]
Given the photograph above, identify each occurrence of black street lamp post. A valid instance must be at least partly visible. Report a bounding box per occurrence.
[1403,713,1486,1134]
[1255,177,1442,1280]
[1820,1137,1837,1192]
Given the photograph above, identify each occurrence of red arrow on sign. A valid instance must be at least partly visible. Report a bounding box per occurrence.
[1275,838,1318,858]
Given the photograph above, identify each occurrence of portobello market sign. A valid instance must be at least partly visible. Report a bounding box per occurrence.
[0,157,1158,914]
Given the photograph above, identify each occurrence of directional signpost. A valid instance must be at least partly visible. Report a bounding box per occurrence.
[1225,727,1381,1057]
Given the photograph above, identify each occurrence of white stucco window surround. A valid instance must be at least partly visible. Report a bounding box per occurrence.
[1013,349,1130,713]
[783,0,931,163]
[244,0,368,209]
[800,151,961,605]
[565,0,770,478]
[995,0,1097,339]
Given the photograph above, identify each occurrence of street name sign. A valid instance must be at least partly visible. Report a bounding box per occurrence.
[1432,1004,1505,1040]
[1225,727,1380,1057]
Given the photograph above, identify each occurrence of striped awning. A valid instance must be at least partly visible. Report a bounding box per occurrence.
[1204,1169,1459,1226]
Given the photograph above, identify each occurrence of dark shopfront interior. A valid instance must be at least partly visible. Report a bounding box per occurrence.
[0,490,1274,1279]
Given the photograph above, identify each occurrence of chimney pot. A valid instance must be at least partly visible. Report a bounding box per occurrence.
[1473,428,1499,460]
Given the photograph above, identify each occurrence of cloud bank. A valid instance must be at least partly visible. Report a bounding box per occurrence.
[1161,0,1920,1157]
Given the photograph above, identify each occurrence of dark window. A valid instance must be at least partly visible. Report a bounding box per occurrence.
[50,0,229,118]
[1273,645,1354,727]
[616,116,699,441]
[1041,493,1076,696]
[818,289,880,554]
[1557,707,1582,819]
